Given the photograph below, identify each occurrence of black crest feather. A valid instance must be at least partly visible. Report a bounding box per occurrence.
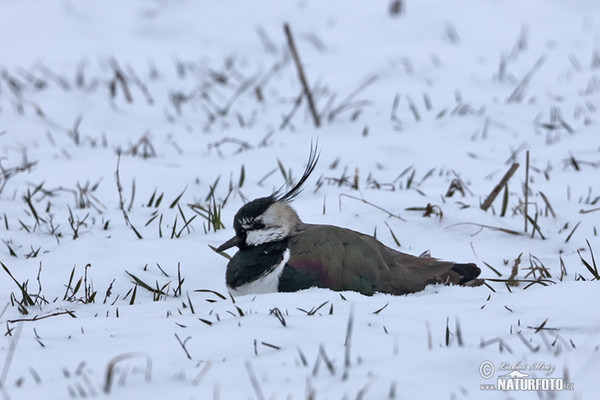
[271,142,319,202]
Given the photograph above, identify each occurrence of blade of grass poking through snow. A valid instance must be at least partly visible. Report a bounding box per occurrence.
[485,278,554,287]
[342,308,354,380]
[483,262,502,277]
[531,317,549,333]
[194,289,227,300]
[2,262,35,307]
[269,308,286,327]
[526,215,545,240]
[578,240,599,280]
[297,301,329,316]
[384,222,401,247]
[564,221,580,243]
[500,184,509,217]
[115,154,142,239]
[372,303,388,315]
[209,244,232,260]
[426,322,433,350]
[0,322,22,388]
[128,284,137,305]
[125,271,167,296]
[169,187,187,209]
[328,75,377,121]
[238,164,245,187]
[538,191,556,218]
[507,56,546,103]
[456,318,463,347]
[104,353,151,394]
[245,361,266,400]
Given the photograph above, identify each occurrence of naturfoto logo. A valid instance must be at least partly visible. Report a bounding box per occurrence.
[479,361,574,392]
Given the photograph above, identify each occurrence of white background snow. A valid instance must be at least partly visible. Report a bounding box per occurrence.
[1,0,599,399]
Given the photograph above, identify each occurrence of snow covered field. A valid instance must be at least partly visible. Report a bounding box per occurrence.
[1,0,599,398]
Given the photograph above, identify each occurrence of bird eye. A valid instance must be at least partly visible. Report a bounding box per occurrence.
[253,221,265,230]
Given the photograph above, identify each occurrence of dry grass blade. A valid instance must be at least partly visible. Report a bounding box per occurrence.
[485,278,554,287]
[579,207,600,214]
[284,23,320,128]
[524,151,530,232]
[328,75,377,121]
[507,56,546,103]
[245,361,266,400]
[261,341,280,350]
[1,322,22,388]
[564,221,580,243]
[269,308,287,327]
[343,308,354,379]
[372,303,389,315]
[192,361,212,385]
[529,317,551,333]
[297,301,329,316]
[507,253,522,286]
[115,154,142,239]
[339,193,405,221]
[526,215,545,240]
[538,191,556,218]
[481,163,519,211]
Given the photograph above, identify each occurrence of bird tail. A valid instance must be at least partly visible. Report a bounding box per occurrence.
[451,263,483,286]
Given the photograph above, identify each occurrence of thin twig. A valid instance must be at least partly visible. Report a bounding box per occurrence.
[445,222,522,236]
[339,193,405,221]
[174,334,192,360]
[7,310,75,324]
[284,23,320,128]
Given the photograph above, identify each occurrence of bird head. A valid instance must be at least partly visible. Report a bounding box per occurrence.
[217,144,319,252]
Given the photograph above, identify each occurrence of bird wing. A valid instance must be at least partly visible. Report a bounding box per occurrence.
[280,225,386,295]
[281,225,480,295]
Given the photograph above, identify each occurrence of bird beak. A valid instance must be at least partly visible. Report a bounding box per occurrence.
[216,236,241,252]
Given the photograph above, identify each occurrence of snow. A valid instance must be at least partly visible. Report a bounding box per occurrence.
[1,0,599,398]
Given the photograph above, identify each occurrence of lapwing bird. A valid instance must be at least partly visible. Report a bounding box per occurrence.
[217,147,482,296]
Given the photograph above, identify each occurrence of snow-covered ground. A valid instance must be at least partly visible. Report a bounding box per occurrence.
[1,0,599,398]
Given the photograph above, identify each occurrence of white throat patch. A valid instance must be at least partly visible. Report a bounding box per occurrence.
[228,249,290,296]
